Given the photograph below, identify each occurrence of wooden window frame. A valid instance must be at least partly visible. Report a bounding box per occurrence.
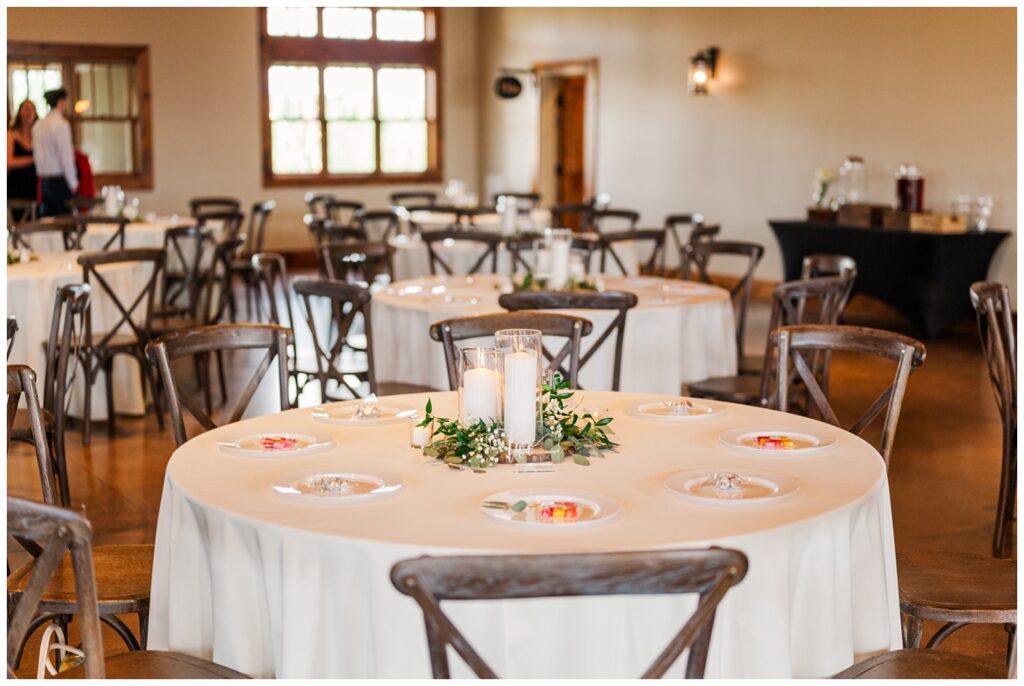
[7,41,154,190]
[259,7,443,188]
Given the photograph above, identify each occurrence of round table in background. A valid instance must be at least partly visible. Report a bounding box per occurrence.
[147,390,901,678]
[371,274,737,394]
[7,251,152,418]
[29,215,195,254]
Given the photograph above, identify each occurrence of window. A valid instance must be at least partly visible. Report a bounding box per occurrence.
[7,42,153,190]
[259,7,442,186]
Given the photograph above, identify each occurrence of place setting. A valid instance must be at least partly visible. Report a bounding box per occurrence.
[718,426,837,455]
[311,395,416,427]
[624,397,726,422]
[216,430,336,458]
[271,468,404,505]
[663,469,799,506]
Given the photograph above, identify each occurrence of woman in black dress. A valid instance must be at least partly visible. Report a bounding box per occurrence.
[7,99,38,221]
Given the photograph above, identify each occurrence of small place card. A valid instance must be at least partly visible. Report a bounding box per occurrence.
[513,463,555,474]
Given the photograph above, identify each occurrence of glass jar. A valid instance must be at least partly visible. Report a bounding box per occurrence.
[458,347,502,427]
[895,163,924,212]
[836,156,867,206]
[495,329,543,452]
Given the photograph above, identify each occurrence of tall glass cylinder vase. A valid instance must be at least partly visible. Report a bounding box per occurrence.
[458,348,502,427]
[495,329,543,456]
[544,229,573,289]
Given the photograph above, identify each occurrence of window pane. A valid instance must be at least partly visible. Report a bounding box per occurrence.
[380,121,427,173]
[271,120,323,174]
[74,64,93,115]
[11,64,62,116]
[267,7,317,37]
[375,9,425,41]
[79,121,133,173]
[92,64,111,116]
[268,65,319,120]
[324,66,373,120]
[110,64,130,117]
[323,7,372,40]
[377,68,425,121]
[327,121,375,174]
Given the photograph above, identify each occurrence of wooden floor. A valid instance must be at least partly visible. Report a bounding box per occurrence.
[7,289,1015,676]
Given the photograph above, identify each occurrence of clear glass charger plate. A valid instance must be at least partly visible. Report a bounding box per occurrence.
[664,468,799,506]
[217,431,335,458]
[624,399,725,422]
[480,488,621,530]
[311,403,414,426]
[718,426,836,455]
[272,469,404,504]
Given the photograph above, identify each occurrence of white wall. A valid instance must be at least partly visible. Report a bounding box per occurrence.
[9,7,481,251]
[479,7,1017,296]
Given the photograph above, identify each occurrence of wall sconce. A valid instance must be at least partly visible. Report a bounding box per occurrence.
[74,99,90,114]
[688,47,719,96]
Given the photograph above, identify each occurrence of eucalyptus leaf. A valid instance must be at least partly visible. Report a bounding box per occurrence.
[572,454,591,466]
[511,500,528,512]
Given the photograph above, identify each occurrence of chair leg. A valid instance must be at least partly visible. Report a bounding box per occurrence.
[138,604,150,649]
[993,428,1016,558]
[1007,624,1016,668]
[100,614,141,651]
[82,359,93,446]
[904,614,924,648]
[103,358,115,436]
[216,350,228,406]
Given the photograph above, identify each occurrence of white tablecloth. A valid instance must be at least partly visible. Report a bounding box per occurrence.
[148,390,901,678]
[408,208,551,232]
[29,215,195,254]
[7,251,152,418]
[371,274,737,393]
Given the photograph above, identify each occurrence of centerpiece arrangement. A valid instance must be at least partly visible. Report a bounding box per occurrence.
[416,329,617,472]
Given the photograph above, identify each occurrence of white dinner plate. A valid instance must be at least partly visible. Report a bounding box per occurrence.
[624,399,725,422]
[480,488,621,530]
[272,469,404,504]
[217,431,335,458]
[311,403,414,426]
[718,427,837,455]
[664,469,799,506]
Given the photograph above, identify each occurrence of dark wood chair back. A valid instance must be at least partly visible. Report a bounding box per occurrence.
[799,254,857,319]
[304,192,336,218]
[65,196,102,216]
[505,236,601,276]
[590,208,640,234]
[293,277,377,402]
[244,200,276,257]
[420,229,502,275]
[404,204,461,231]
[7,316,17,359]
[7,496,105,679]
[146,323,290,446]
[391,547,748,679]
[970,281,1017,556]
[773,324,926,468]
[499,290,639,390]
[189,196,240,217]
[599,229,666,275]
[493,192,541,211]
[663,215,714,274]
[429,312,593,390]
[320,240,395,284]
[74,215,129,251]
[390,191,438,208]
[10,219,83,251]
[7,198,37,226]
[251,253,296,331]
[325,199,365,227]
[356,209,401,241]
[78,248,165,354]
[550,203,595,231]
[203,237,246,324]
[195,210,246,244]
[160,225,212,318]
[308,217,369,246]
[7,366,61,508]
[682,240,764,359]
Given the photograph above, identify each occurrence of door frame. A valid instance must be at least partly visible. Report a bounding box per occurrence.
[532,57,599,203]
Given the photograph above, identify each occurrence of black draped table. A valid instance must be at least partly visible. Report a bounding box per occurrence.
[769,220,1010,338]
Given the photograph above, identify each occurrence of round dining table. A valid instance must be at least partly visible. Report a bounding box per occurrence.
[6,251,152,419]
[371,274,738,394]
[147,390,901,678]
[28,215,196,254]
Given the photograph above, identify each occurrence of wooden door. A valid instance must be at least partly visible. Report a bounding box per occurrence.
[556,75,586,224]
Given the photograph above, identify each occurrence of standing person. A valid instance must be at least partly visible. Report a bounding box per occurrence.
[7,99,38,220]
[33,88,78,217]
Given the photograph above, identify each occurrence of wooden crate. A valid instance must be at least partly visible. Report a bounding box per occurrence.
[837,203,888,227]
[807,207,837,223]
[882,210,969,233]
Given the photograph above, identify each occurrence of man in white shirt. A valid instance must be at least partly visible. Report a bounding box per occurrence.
[33,88,78,217]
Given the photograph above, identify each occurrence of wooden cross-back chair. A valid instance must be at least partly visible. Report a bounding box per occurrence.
[65,196,102,216]
[493,191,541,213]
[146,323,290,447]
[7,198,37,226]
[390,191,437,208]
[74,215,128,251]
[356,209,401,241]
[320,240,395,284]
[504,236,601,276]
[10,220,83,252]
[77,248,165,444]
[499,290,639,391]
[229,200,277,320]
[195,209,246,243]
[682,240,764,361]
[429,312,594,391]
[308,217,369,246]
[325,199,365,227]
[550,203,595,232]
[590,208,640,234]
[189,196,240,217]
[662,214,708,275]
[6,364,155,663]
[774,324,926,468]
[685,275,855,409]
[292,277,379,402]
[6,496,249,679]
[421,229,502,276]
[599,229,666,275]
[305,192,336,218]
[7,316,18,359]
[970,281,1016,557]
[391,547,748,679]
[251,253,309,406]
[154,225,212,320]
[800,254,858,321]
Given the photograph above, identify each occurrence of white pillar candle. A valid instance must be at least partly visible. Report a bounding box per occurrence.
[504,350,538,446]
[462,367,500,424]
[410,420,432,448]
[548,237,571,290]
[501,198,518,236]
